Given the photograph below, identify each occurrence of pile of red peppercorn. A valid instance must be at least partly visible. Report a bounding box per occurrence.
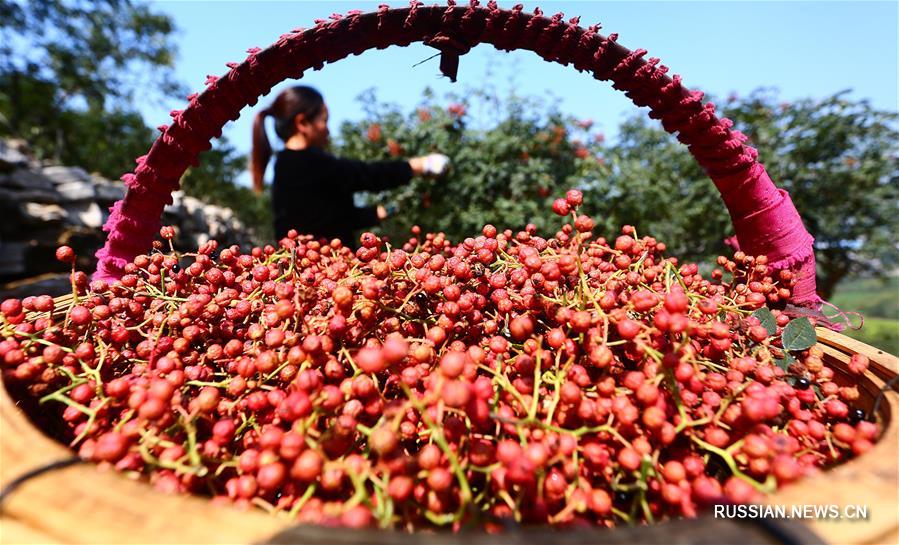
[0,190,876,531]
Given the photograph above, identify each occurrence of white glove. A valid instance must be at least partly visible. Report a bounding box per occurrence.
[421,153,450,176]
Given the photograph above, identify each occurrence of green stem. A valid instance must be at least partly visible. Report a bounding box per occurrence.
[691,435,773,494]
[401,384,473,510]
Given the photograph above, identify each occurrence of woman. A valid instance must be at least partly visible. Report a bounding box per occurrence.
[250,85,448,243]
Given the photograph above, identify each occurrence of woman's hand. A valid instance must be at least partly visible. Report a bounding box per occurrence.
[376,204,399,220]
[409,153,450,177]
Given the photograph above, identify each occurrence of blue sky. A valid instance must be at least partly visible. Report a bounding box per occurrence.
[145,1,898,186]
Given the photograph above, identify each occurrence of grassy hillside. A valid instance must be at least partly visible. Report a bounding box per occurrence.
[829,276,898,356]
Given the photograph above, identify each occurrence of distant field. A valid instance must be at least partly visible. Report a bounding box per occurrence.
[829,276,899,319]
[832,317,899,357]
[829,276,898,356]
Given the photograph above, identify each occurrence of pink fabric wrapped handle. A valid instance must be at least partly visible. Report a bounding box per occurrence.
[94,1,819,306]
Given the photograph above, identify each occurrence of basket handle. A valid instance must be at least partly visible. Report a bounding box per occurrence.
[94,2,819,307]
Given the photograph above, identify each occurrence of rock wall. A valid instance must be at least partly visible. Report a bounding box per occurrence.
[0,139,253,286]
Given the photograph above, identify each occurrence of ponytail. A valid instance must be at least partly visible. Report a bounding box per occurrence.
[250,108,271,194]
[250,86,324,193]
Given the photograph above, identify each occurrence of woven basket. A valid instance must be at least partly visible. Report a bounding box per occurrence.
[2,4,895,544]
[2,329,895,544]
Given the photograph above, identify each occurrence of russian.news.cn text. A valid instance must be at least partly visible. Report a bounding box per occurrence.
[714,504,869,520]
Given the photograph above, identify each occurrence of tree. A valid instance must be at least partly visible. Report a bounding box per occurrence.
[0,72,156,179]
[336,87,897,301]
[335,87,600,244]
[582,114,728,262]
[0,0,182,185]
[592,89,898,299]
[0,0,181,117]
[1,1,266,242]
[725,90,898,298]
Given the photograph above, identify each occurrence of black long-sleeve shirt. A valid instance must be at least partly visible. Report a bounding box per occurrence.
[271,147,413,244]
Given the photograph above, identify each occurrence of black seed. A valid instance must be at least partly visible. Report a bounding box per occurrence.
[615,491,632,504]
[794,377,811,390]
[171,264,181,273]
[415,292,428,305]
[849,408,866,424]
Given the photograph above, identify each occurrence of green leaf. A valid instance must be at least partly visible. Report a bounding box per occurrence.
[781,318,817,351]
[775,352,797,372]
[751,308,777,336]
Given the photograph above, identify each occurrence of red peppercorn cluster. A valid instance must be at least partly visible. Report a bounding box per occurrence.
[0,190,878,531]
